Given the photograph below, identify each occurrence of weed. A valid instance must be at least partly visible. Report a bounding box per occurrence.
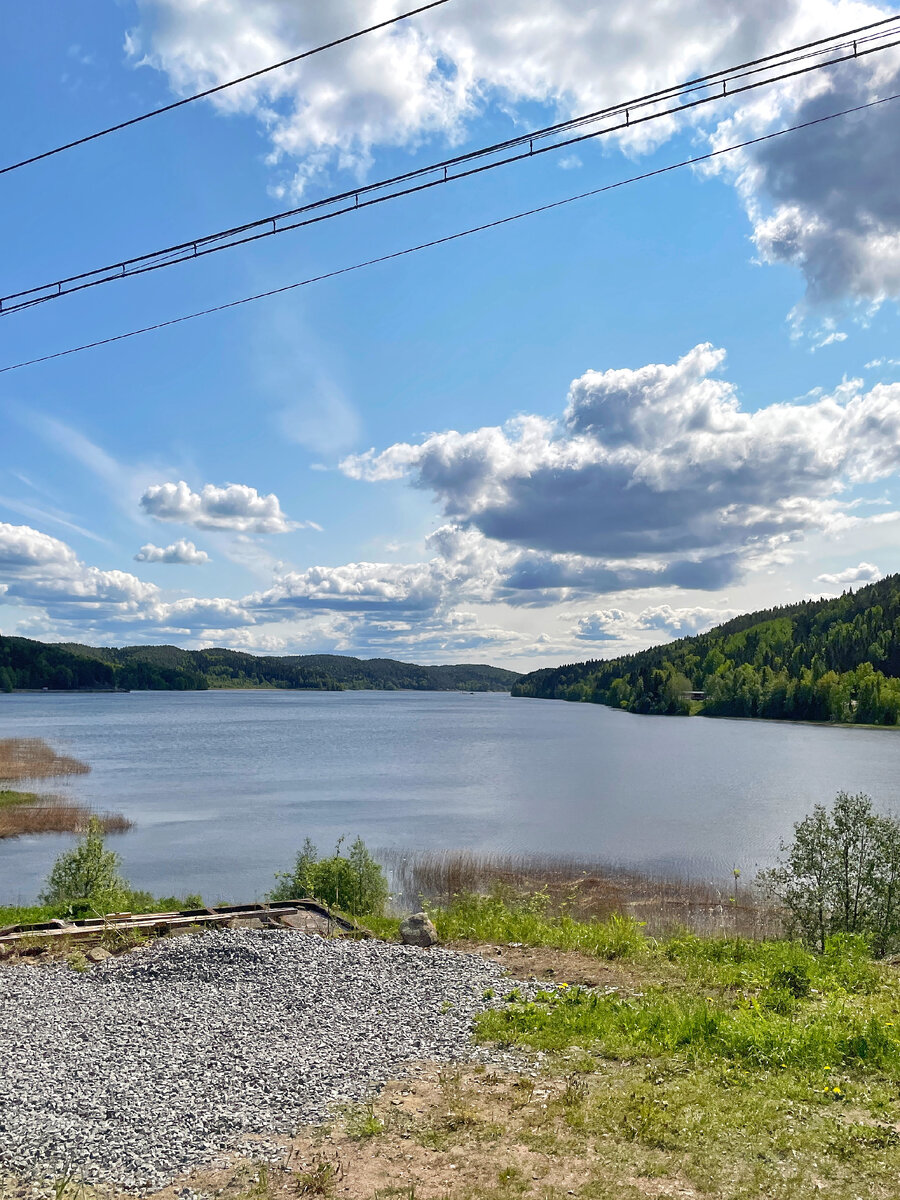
[343,1098,384,1139]
[294,1156,343,1197]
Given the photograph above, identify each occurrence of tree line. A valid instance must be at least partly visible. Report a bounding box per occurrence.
[513,574,900,725]
[0,635,519,694]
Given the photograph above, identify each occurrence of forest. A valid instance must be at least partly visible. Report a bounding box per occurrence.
[0,636,520,694]
[512,573,900,725]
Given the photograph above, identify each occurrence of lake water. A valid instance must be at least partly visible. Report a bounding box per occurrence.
[1,689,899,904]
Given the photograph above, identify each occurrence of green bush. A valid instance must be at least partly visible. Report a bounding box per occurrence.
[40,817,131,914]
[271,836,388,916]
[759,792,900,955]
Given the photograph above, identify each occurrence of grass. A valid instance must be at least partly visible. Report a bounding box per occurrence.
[379,847,780,939]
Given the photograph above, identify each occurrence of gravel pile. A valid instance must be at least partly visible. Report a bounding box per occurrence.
[0,930,531,1189]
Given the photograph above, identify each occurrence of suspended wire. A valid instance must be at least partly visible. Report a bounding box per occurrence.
[0,0,453,177]
[2,90,896,377]
[3,13,899,317]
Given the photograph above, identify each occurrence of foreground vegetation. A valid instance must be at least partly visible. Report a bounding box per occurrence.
[0,634,519,693]
[9,800,900,1196]
[514,572,900,724]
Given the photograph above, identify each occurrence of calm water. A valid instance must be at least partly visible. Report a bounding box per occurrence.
[1,689,899,904]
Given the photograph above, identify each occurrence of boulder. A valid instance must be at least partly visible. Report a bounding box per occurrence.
[86,946,112,964]
[399,912,439,948]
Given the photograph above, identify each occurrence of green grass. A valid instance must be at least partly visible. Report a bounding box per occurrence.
[426,891,648,958]
[0,789,40,808]
[0,903,59,927]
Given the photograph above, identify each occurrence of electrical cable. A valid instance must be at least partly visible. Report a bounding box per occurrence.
[2,89,896,376]
[0,0,453,177]
[3,13,898,317]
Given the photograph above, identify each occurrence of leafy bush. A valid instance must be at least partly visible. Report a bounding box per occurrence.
[271,836,388,916]
[40,817,131,914]
[759,792,900,955]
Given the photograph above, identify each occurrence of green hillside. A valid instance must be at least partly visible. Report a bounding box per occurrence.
[512,574,900,725]
[0,636,520,694]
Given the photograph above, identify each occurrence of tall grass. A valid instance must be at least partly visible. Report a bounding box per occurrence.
[379,848,781,939]
[0,741,128,840]
[0,798,132,839]
[479,932,896,1072]
[0,738,90,783]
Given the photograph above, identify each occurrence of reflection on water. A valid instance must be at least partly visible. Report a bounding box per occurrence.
[0,689,898,903]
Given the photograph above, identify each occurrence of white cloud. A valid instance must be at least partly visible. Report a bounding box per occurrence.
[342,343,900,588]
[134,539,210,565]
[129,0,900,315]
[139,481,299,533]
[814,561,881,587]
[575,604,739,643]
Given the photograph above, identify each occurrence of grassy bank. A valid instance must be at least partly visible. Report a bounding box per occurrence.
[379,848,779,939]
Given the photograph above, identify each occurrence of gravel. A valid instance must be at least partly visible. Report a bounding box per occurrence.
[0,930,533,1189]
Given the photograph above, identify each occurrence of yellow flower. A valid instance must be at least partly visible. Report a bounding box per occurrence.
[559,983,569,988]
[823,1066,831,1071]
[833,1087,842,1094]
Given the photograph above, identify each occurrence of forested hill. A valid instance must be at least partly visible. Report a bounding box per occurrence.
[512,574,900,725]
[0,636,520,693]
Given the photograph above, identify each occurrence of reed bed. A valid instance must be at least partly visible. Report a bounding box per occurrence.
[0,737,90,784]
[0,738,130,839]
[0,793,132,839]
[379,848,781,939]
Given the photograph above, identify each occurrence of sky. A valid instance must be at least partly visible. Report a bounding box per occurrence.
[2,0,900,669]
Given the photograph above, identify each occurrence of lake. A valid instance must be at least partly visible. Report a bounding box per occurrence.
[1,689,899,904]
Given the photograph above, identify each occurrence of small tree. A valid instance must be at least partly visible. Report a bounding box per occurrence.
[271,835,388,916]
[760,792,900,955]
[40,816,130,913]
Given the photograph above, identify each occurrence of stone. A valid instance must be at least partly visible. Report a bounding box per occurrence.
[399,912,439,948]
[86,947,112,964]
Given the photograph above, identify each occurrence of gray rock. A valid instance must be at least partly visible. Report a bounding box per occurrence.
[85,947,112,964]
[399,912,439,948]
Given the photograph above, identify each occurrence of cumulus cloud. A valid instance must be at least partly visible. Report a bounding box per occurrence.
[576,604,740,643]
[139,481,300,534]
[134,539,210,565]
[0,522,159,624]
[815,561,882,587]
[342,343,900,590]
[129,0,900,312]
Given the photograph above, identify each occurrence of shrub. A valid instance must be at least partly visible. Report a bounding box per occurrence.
[271,836,388,916]
[40,816,131,913]
[759,792,900,955]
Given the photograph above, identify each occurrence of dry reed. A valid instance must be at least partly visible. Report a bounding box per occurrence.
[0,738,130,839]
[0,798,132,839]
[379,848,781,940]
[0,738,90,784]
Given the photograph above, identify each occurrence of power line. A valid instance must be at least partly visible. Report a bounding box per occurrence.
[4,13,898,317]
[2,90,896,377]
[0,0,453,177]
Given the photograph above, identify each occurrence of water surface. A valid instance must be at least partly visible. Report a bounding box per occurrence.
[1,689,898,903]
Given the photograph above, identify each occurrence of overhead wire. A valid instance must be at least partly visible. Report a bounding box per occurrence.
[2,89,897,376]
[3,13,899,317]
[0,0,453,177]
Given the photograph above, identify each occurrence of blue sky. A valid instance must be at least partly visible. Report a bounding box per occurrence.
[2,0,900,667]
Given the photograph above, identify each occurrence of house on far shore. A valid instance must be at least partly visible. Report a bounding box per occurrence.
[680,690,706,702]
